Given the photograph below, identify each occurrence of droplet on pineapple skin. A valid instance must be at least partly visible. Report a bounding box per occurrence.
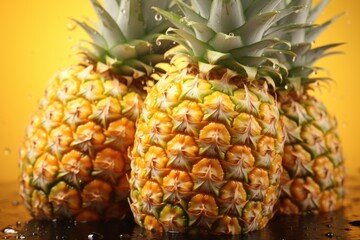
[156,40,162,46]
[228,32,234,37]
[325,232,335,238]
[121,9,126,14]
[273,63,280,70]
[3,148,11,156]
[155,13,163,21]
[66,22,77,31]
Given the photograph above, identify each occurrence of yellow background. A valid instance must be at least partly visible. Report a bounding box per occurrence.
[0,0,359,182]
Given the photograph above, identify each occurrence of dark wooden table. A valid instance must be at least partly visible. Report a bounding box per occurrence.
[1,175,360,240]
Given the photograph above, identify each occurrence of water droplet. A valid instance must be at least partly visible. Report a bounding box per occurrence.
[121,9,126,14]
[273,63,280,70]
[66,22,77,31]
[3,148,11,156]
[294,9,301,14]
[16,234,26,239]
[2,227,18,234]
[87,232,104,240]
[284,84,289,90]
[16,221,21,227]
[292,56,297,62]
[119,234,131,239]
[325,232,335,238]
[156,40,162,46]
[155,13,162,21]
[228,32,234,37]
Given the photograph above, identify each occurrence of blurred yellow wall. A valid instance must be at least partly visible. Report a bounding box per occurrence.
[0,0,359,182]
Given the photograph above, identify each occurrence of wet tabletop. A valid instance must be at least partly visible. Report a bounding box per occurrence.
[1,175,360,240]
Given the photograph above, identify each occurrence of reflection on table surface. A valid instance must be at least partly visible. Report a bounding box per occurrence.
[1,175,360,240]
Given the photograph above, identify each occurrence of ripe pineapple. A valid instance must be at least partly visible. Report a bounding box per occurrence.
[129,0,301,235]
[269,0,345,214]
[19,0,174,221]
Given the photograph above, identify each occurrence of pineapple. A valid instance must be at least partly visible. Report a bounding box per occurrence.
[19,0,174,221]
[269,0,345,214]
[129,0,301,235]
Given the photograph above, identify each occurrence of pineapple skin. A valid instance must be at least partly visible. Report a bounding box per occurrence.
[129,67,285,235]
[276,93,345,215]
[19,64,146,221]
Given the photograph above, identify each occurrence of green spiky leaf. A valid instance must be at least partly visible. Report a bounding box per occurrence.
[208,0,245,33]
[90,0,126,46]
[208,32,243,53]
[234,11,279,44]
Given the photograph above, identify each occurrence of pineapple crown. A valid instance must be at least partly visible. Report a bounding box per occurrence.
[154,0,305,86]
[73,0,175,80]
[270,0,344,93]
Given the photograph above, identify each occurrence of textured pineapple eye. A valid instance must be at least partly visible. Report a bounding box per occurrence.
[218,180,247,215]
[162,170,193,205]
[58,79,80,101]
[141,181,164,216]
[192,158,224,195]
[232,113,262,147]
[81,179,112,208]
[202,91,237,126]
[32,153,59,190]
[166,134,198,171]
[80,80,105,101]
[48,181,81,217]
[198,122,231,158]
[94,148,125,183]
[65,98,92,126]
[60,150,92,183]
